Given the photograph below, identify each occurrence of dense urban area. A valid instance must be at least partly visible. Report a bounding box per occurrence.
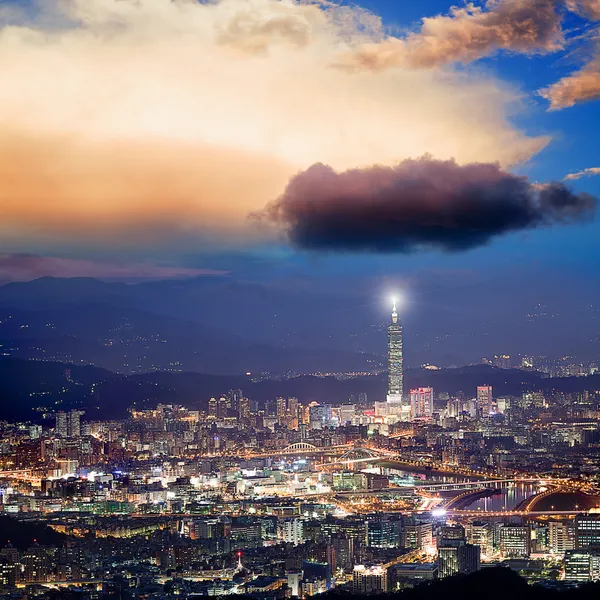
[1,303,600,600]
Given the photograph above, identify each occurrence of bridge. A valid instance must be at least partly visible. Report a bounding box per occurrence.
[447,508,590,517]
[281,442,319,454]
[252,444,381,461]
[340,447,380,461]
[414,478,545,493]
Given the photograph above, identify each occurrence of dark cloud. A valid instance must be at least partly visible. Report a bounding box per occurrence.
[256,158,597,254]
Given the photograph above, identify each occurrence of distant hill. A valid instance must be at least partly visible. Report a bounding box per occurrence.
[1,274,599,368]
[1,358,599,422]
[0,303,381,376]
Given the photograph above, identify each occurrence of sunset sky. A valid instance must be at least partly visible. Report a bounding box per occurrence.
[0,0,599,287]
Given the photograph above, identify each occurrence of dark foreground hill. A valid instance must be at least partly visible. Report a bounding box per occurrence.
[326,567,597,600]
[0,515,66,550]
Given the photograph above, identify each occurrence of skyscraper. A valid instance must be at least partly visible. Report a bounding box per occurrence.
[55,410,84,438]
[387,299,403,416]
[410,387,434,420]
[477,385,493,416]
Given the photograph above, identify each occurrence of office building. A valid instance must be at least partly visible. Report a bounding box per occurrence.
[576,515,600,549]
[403,520,433,551]
[549,521,575,554]
[477,386,493,416]
[500,524,530,558]
[54,409,84,438]
[367,515,401,548]
[468,521,491,556]
[22,546,51,583]
[565,549,593,582]
[438,542,480,578]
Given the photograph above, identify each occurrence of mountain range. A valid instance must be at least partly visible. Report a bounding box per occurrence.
[0,275,599,375]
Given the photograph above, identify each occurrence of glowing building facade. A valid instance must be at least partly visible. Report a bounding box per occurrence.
[387,300,404,416]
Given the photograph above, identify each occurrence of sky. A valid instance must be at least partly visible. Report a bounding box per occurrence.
[0,0,599,291]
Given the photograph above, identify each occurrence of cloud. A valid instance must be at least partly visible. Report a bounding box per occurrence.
[564,166,600,179]
[0,0,548,255]
[256,157,597,253]
[0,254,227,283]
[566,0,600,20]
[540,53,600,108]
[340,0,565,71]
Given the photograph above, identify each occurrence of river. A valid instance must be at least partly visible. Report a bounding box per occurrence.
[381,466,540,512]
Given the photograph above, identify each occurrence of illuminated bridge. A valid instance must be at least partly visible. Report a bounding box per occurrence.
[281,442,319,454]
[414,478,547,493]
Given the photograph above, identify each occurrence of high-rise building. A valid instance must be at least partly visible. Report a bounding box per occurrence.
[238,397,251,421]
[387,300,403,416]
[366,515,401,548]
[309,404,332,429]
[68,410,82,437]
[55,411,68,437]
[549,521,575,554]
[446,398,461,419]
[500,524,530,558]
[277,519,305,546]
[575,515,600,549]
[217,397,228,418]
[287,571,301,597]
[468,521,491,556]
[410,387,434,420]
[228,389,243,414]
[338,404,356,426]
[331,535,354,571]
[21,546,51,583]
[276,397,287,418]
[459,544,481,575]
[55,410,84,438]
[438,525,466,546]
[438,538,480,579]
[353,565,388,593]
[402,520,433,551]
[208,397,218,418]
[565,549,594,582]
[287,397,299,418]
[477,386,493,417]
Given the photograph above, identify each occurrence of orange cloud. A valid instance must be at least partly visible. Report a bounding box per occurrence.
[566,0,600,20]
[340,0,564,71]
[540,54,600,109]
[0,0,548,253]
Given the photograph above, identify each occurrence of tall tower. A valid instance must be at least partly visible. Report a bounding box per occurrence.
[387,299,403,415]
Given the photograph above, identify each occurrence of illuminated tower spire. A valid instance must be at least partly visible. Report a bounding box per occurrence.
[387,298,404,417]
